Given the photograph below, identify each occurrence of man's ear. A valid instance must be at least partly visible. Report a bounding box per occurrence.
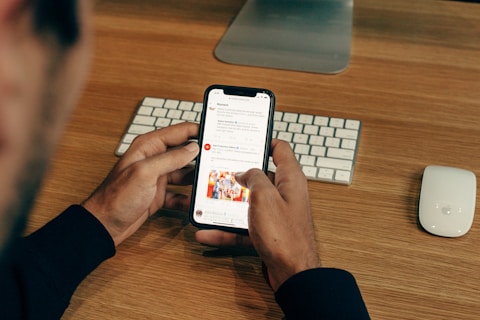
[0,0,26,24]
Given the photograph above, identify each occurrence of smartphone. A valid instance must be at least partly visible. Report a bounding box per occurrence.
[189,85,275,233]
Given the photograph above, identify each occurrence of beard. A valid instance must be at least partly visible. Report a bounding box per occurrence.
[0,49,65,263]
[0,122,49,264]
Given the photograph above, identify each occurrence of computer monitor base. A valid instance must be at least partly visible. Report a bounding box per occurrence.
[215,0,353,74]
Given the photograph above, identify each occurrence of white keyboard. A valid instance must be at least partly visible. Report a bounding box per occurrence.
[116,97,362,185]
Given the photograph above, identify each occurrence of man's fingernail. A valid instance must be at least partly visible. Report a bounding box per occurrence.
[184,142,199,152]
[235,172,245,178]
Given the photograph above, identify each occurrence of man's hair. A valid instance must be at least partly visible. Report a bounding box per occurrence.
[33,0,79,47]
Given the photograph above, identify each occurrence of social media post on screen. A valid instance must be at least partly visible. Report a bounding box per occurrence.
[192,90,271,229]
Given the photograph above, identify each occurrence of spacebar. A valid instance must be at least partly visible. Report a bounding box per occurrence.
[316,158,353,171]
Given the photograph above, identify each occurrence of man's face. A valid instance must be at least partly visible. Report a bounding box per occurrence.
[0,0,93,256]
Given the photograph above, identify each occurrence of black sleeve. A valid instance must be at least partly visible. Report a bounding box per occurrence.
[275,268,370,320]
[0,205,116,320]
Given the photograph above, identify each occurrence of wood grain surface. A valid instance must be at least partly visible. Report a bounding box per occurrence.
[26,0,480,319]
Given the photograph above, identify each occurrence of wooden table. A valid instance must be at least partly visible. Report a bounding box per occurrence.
[27,0,480,319]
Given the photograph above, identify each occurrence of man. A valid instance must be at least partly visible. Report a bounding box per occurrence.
[0,1,370,319]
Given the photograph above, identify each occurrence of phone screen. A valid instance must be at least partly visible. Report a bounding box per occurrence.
[190,85,275,232]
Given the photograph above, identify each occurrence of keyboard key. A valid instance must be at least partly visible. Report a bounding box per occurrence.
[123,133,137,144]
[283,112,298,122]
[304,125,319,135]
[155,118,171,127]
[181,111,197,121]
[325,137,340,148]
[311,146,326,157]
[300,155,316,166]
[171,119,184,125]
[302,166,317,178]
[330,118,345,128]
[164,99,179,109]
[128,124,155,135]
[335,170,351,183]
[143,97,165,107]
[316,157,353,171]
[314,116,329,126]
[294,144,310,155]
[309,135,325,146]
[345,119,361,130]
[116,143,130,155]
[167,109,182,119]
[277,131,293,142]
[320,127,334,137]
[274,111,283,121]
[298,114,314,124]
[318,168,334,180]
[152,107,168,118]
[287,123,303,133]
[341,139,357,150]
[138,106,153,115]
[327,148,355,160]
[179,101,194,110]
[133,115,156,126]
[293,133,309,144]
[193,103,203,113]
[335,128,359,140]
[274,121,287,131]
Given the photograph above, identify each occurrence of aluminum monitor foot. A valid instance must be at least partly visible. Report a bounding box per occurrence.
[215,0,354,74]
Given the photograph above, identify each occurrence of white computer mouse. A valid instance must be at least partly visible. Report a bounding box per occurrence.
[419,165,476,237]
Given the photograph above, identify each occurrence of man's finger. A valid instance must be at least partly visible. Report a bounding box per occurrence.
[195,230,252,247]
[132,142,199,182]
[234,168,272,193]
[270,139,299,171]
[163,192,191,212]
[123,122,199,164]
[168,165,196,186]
[269,139,308,203]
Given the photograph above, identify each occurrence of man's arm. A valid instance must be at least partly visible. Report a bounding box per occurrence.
[1,205,115,319]
[275,268,370,320]
[195,139,371,319]
[1,123,201,319]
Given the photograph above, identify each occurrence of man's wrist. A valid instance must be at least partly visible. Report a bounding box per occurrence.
[81,201,124,247]
[268,254,321,292]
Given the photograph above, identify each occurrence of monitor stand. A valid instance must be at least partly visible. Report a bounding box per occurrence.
[215,0,353,74]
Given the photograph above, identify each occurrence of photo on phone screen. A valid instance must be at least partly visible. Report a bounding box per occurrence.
[189,85,275,233]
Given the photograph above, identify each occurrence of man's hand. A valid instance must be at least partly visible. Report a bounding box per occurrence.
[195,139,320,291]
[83,122,199,247]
